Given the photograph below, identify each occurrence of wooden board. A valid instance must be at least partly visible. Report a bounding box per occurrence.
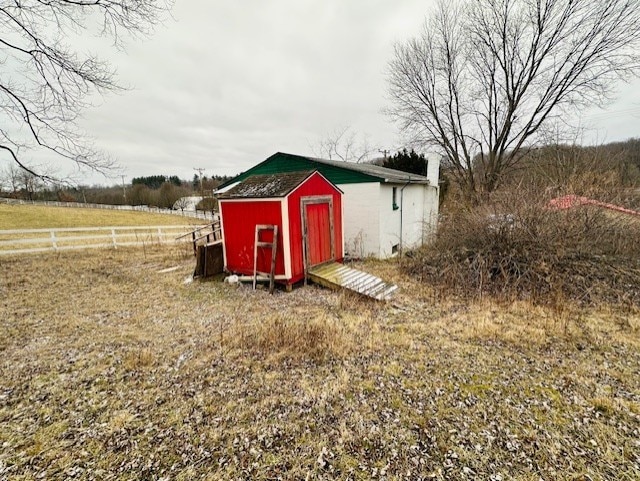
[193,241,224,278]
[308,262,398,301]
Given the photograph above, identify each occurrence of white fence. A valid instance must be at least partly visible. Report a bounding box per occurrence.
[0,197,215,221]
[0,225,198,255]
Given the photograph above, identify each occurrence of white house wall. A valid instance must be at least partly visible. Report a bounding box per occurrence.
[339,182,381,258]
[403,184,426,249]
[423,184,439,241]
[379,183,439,258]
[339,182,439,259]
[379,183,402,257]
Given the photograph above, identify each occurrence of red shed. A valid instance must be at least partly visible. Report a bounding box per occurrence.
[217,170,343,288]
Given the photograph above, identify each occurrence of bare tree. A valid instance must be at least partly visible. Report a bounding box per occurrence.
[158,181,183,209]
[173,196,191,212]
[0,163,21,195]
[387,0,640,199]
[19,170,40,200]
[313,126,376,163]
[0,0,171,181]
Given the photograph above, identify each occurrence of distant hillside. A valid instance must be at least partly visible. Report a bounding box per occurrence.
[421,138,640,208]
[500,139,640,208]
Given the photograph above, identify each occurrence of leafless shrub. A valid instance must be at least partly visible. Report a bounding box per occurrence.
[407,187,640,307]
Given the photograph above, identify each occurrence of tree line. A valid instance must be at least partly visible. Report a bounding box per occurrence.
[378,141,640,206]
[0,169,234,210]
[3,0,640,209]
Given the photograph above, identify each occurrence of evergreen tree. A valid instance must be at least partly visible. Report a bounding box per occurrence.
[383,149,428,176]
[132,175,167,189]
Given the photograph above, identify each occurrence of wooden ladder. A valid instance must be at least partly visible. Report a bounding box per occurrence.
[253,224,279,294]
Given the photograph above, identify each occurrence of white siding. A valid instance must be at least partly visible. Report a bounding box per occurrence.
[402,184,425,249]
[339,183,380,258]
[327,180,439,259]
[426,154,441,187]
[423,185,439,241]
[379,183,402,257]
[379,183,439,258]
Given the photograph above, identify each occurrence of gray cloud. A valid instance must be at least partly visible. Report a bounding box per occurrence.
[50,0,640,184]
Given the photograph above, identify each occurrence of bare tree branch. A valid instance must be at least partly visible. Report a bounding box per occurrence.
[387,0,640,198]
[0,0,172,182]
[312,126,377,163]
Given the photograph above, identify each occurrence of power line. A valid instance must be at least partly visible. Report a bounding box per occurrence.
[580,105,640,122]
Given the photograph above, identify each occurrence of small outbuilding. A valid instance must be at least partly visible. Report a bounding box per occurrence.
[216,152,440,258]
[217,170,343,289]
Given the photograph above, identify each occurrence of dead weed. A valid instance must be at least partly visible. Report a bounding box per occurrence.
[228,313,353,363]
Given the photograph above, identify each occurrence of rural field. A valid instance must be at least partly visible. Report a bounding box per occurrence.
[0,204,202,230]
[0,204,205,255]
[1,244,638,480]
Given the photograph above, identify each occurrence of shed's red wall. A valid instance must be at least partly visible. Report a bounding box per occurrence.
[220,199,285,277]
[287,172,343,280]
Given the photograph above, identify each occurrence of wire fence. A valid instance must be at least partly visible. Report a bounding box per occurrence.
[0,197,216,221]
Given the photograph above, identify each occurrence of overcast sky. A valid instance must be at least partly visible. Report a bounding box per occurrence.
[20,0,640,184]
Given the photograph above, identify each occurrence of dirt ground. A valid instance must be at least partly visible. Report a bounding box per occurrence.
[1,246,638,480]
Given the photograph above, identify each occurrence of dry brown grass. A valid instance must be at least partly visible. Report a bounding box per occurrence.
[229,313,354,363]
[1,246,639,480]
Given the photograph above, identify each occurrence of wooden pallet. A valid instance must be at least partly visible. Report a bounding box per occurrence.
[308,262,398,301]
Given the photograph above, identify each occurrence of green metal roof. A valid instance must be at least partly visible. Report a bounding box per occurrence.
[217,152,430,190]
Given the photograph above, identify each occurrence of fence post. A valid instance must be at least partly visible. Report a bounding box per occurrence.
[0,224,196,256]
[50,230,58,251]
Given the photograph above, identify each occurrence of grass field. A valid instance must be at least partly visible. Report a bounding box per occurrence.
[1,246,639,480]
[0,204,203,230]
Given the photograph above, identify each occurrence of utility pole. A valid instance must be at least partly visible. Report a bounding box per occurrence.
[193,167,205,200]
[379,149,390,159]
[121,175,127,204]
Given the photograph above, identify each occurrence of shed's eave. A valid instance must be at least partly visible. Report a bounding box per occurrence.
[217,170,314,199]
[286,170,344,199]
